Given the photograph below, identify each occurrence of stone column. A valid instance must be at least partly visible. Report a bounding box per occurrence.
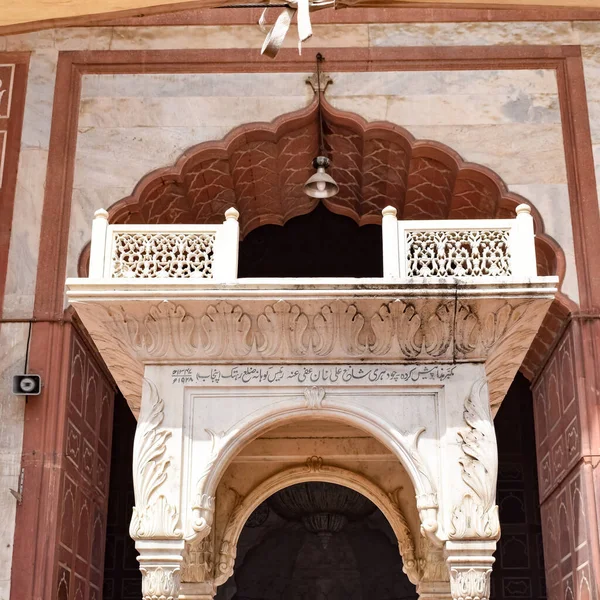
[445,541,496,600]
[138,539,185,600]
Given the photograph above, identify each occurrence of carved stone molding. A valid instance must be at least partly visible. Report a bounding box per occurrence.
[188,493,215,544]
[141,566,181,600]
[445,540,496,600]
[130,379,182,540]
[306,456,323,472]
[449,567,492,600]
[182,535,213,584]
[137,539,185,600]
[417,492,440,539]
[450,380,500,541]
[214,539,237,587]
[304,386,325,408]
[388,488,420,584]
[103,297,549,364]
[186,429,222,543]
[418,538,449,584]
[69,281,554,415]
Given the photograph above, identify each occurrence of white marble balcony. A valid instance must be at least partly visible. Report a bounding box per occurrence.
[84,203,537,284]
[66,204,556,417]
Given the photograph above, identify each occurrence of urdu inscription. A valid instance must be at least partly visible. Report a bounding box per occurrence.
[171,364,457,386]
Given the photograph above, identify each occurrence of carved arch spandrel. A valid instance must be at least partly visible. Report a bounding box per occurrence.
[210,462,422,588]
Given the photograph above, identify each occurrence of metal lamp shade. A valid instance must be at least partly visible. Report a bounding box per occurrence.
[303,156,339,199]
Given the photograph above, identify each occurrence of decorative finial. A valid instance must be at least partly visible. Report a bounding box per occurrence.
[306,53,333,94]
[225,207,240,221]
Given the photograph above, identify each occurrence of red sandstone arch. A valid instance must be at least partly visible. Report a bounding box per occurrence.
[78,96,575,379]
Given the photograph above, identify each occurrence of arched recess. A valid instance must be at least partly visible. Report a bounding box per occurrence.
[212,463,422,588]
[78,96,574,377]
[194,404,438,542]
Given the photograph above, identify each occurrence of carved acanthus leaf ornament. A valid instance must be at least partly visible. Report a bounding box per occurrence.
[140,565,181,600]
[450,379,500,540]
[130,379,182,540]
[182,535,213,583]
[388,488,420,584]
[450,567,492,600]
[187,428,221,542]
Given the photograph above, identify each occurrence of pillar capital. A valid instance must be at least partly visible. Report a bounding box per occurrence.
[445,540,496,600]
[137,539,185,600]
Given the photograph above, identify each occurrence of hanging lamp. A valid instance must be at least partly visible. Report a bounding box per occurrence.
[303,53,339,199]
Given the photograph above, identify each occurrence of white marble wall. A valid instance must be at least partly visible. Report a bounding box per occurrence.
[0,323,28,600]
[2,50,57,319]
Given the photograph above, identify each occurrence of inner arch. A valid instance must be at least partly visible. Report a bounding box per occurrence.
[217,481,417,600]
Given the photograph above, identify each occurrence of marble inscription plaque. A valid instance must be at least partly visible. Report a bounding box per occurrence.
[171,364,457,386]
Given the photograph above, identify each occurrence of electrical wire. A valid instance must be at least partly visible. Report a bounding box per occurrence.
[316,52,325,156]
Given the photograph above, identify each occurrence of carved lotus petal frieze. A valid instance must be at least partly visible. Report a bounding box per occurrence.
[99,298,504,363]
[76,287,553,416]
[256,301,309,356]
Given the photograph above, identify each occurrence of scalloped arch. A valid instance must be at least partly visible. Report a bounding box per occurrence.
[79,98,573,377]
[96,96,561,280]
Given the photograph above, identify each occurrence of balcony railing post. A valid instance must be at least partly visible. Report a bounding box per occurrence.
[382,206,401,279]
[511,204,537,278]
[214,207,240,282]
[89,208,109,278]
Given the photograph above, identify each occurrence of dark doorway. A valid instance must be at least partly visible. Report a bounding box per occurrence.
[216,482,417,600]
[103,394,139,600]
[238,203,383,278]
[492,373,546,599]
